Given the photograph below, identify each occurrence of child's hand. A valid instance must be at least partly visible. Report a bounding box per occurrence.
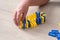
[13,1,29,26]
[13,0,49,26]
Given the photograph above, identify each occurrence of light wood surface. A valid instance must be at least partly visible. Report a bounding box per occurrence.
[0,0,60,40]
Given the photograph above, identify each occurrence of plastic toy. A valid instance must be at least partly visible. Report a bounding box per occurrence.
[48,30,59,37]
[57,33,60,39]
[58,39,60,40]
[19,11,46,29]
[48,30,60,40]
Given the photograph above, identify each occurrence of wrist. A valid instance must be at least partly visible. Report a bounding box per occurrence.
[22,0,32,6]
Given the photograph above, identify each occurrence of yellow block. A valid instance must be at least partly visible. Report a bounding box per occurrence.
[30,20,34,28]
[30,20,37,28]
[33,22,37,28]
[28,13,37,28]
[19,21,23,29]
[20,14,23,21]
[30,22,34,28]
[25,21,28,29]
[25,17,28,29]
[40,12,46,16]
[27,15,31,21]
[40,16,44,24]
[32,13,36,18]
[43,14,46,16]
[33,13,36,20]
[40,12,43,16]
[27,13,36,21]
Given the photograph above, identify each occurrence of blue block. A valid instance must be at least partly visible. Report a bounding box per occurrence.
[23,19,26,23]
[23,23,25,29]
[51,30,59,34]
[27,20,31,28]
[36,11,40,18]
[23,19,26,29]
[36,18,41,25]
[57,33,60,39]
[58,39,60,40]
[48,32,57,37]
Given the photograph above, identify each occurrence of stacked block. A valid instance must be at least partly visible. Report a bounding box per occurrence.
[57,33,60,40]
[48,30,59,37]
[48,30,60,40]
[19,11,46,29]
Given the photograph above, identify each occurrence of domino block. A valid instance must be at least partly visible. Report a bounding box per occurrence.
[48,32,57,37]
[48,30,60,40]
[57,33,60,39]
[57,34,60,40]
[31,21,37,28]
[40,12,46,23]
[22,19,26,29]
[36,11,41,24]
[25,20,31,29]
[48,30,59,37]
[58,39,60,40]
[30,22,34,28]
[25,21,28,29]
[40,12,46,16]
[33,21,37,28]
[36,18,41,25]
[27,20,30,28]
[40,16,45,24]
[36,11,40,18]
[44,16,46,22]
[19,21,23,29]
[19,11,46,29]
[51,30,59,34]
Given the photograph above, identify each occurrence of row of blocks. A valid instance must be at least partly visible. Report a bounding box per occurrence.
[19,11,46,29]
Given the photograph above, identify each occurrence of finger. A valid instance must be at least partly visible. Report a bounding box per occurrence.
[22,12,26,21]
[22,8,28,21]
[17,11,21,26]
[13,11,18,26]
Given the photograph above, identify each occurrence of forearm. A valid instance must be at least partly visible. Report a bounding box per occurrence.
[30,0,49,6]
[21,0,32,6]
[19,0,49,6]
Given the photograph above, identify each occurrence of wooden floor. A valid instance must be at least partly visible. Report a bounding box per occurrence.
[0,0,60,40]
